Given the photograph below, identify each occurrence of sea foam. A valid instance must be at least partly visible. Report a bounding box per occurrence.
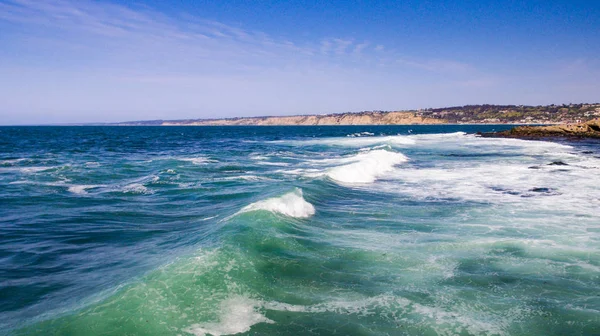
[184,296,273,336]
[122,183,152,194]
[278,135,416,147]
[67,185,100,194]
[239,188,315,218]
[175,156,216,165]
[327,149,408,184]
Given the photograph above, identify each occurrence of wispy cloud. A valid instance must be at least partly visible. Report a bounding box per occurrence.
[0,0,474,74]
[0,0,308,65]
[0,0,497,123]
[396,58,473,73]
[319,40,331,55]
[353,42,369,55]
[332,38,353,55]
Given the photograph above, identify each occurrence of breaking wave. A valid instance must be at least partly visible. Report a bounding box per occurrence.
[238,188,315,218]
[326,149,408,184]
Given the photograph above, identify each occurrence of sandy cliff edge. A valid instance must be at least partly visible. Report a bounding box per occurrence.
[161,111,446,126]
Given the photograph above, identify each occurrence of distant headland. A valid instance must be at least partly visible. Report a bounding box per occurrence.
[113,103,600,126]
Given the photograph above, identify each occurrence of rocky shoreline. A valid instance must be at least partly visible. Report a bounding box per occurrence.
[481,119,600,139]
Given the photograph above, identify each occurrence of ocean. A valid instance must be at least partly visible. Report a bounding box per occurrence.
[1,125,599,336]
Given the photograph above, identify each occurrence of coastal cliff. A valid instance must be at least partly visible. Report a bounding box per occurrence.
[115,103,600,126]
[162,111,445,126]
[485,118,600,139]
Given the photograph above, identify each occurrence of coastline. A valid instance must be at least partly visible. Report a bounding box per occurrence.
[113,104,600,126]
[7,104,599,127]
[1,122,551,127]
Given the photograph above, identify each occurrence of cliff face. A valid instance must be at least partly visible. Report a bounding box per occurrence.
[162,111,445,126]
[487,119,600,139]
[115,103,600,126]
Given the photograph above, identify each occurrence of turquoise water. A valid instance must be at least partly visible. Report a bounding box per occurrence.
[1,126,599,336]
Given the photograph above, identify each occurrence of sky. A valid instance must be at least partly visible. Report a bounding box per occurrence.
[0,0,599,124]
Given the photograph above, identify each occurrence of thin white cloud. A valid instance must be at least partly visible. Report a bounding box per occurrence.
[320,40,332,54]
[0,0,473,74]
[0,0,505,124]
[396,58,473,73]
[332,38,353,55]
[353,42,369,55]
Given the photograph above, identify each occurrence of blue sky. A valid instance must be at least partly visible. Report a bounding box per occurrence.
[0,0,598,124]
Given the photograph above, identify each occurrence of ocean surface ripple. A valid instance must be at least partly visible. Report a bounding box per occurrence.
[0,125,599,336]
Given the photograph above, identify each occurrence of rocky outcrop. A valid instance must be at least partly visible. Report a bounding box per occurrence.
[484,119,600,139]
[161,111,446,126]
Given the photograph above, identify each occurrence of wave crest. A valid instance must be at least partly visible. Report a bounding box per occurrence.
[327,150,408,184]
[239,188,315,218]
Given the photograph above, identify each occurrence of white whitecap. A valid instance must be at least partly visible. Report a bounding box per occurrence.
[19,166,55,173]
[327,149,408,184]
[408,131,467,139]
[238,188,315,218]
[255,161,291,167]
[220,175,270,182]
[184,296,273,336]
[347,132,375,137]
[279,135,416,147]
[178,157,215,165]
[122,183,152,194]
[249,154,268,161]
[67,185,100,194]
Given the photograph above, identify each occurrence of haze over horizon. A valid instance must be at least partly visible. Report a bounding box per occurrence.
[0,0,599,125]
